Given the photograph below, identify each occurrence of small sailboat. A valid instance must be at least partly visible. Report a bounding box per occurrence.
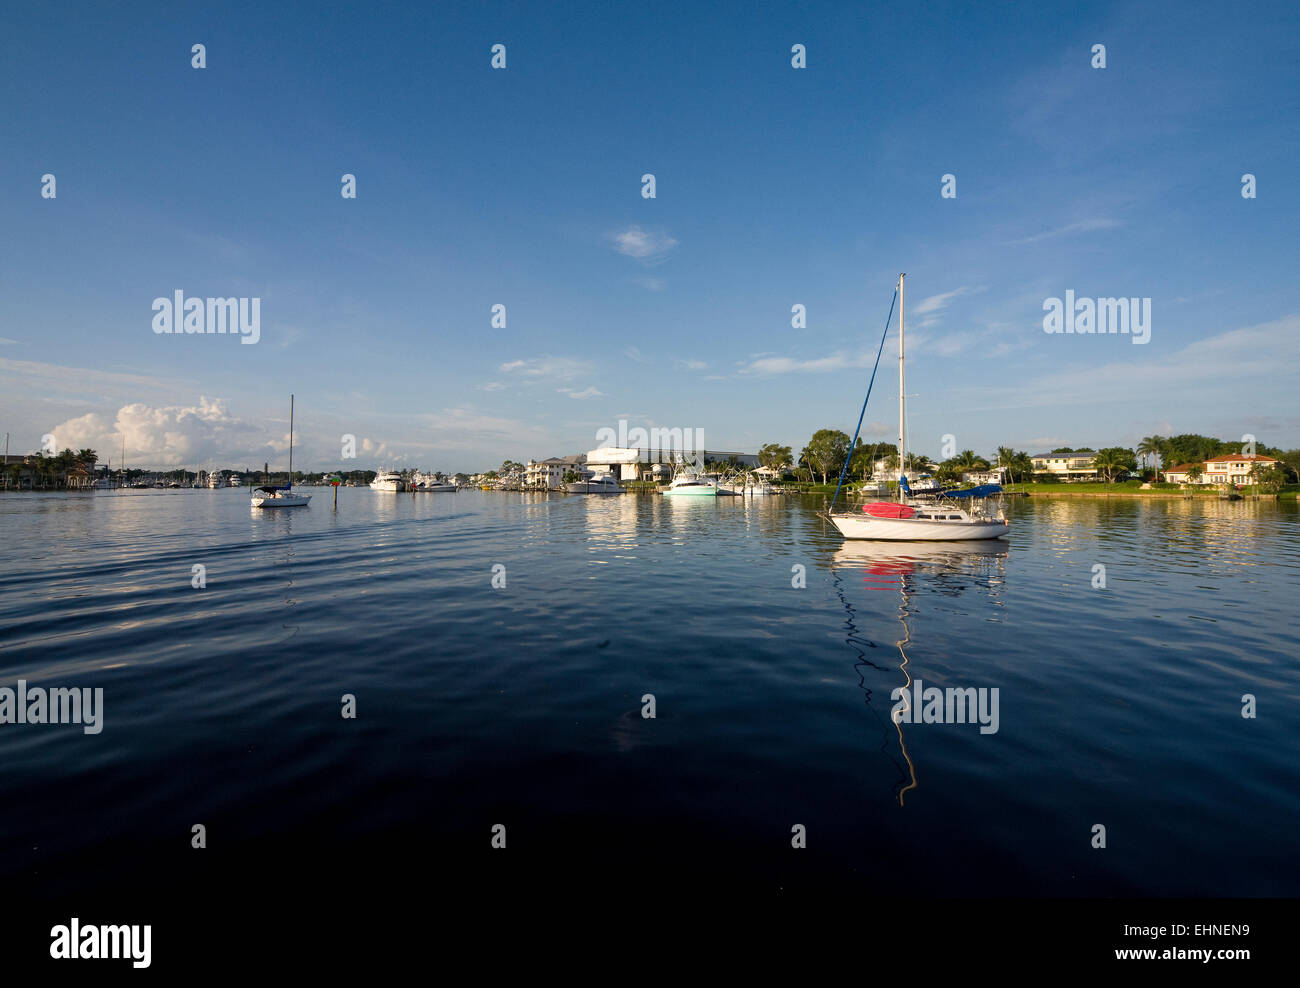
[251,395,312,508]
[825,274,1008,541]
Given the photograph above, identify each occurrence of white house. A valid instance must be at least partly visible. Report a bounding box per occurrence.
[1167,454,1278,486]
[961,468,1005,485]
[1030,452,1099,480]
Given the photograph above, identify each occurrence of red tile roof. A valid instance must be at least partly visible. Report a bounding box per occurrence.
[1203,454,1278,463]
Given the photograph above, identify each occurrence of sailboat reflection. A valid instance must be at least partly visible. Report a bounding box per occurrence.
[830,540,1008,805]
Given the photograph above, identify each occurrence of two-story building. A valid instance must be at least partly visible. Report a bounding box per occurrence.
[1030,452,1099,480]
[525,454,588,489]
[1167,454,1278,486]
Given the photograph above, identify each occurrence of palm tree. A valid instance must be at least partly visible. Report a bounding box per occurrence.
[1092,448,1127,483]
[1153,437,1173,480]
[903,453,933,473]
[1136,436,1160,474]
[954,449,990,471]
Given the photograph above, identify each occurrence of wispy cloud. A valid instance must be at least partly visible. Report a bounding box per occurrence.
[913,287,973,316]
[608,225,678,260]
[558,386,604,400]
[1009,314,1300,409]
[0,337,20,346]
[498,356,592,380]
[737,351,874,375]
[1008,218,1121,246]
[674,358,707,371]
[623,345,649,363]
[633,275,666,291]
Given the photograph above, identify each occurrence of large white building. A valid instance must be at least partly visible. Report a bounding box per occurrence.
[584,447,759,481]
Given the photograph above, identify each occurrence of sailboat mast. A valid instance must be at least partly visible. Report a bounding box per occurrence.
[898,272,906,502]
[288,394,294,485]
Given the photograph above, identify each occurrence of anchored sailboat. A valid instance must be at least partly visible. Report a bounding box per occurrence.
[251,394,312,508]
[825,274,1008,541]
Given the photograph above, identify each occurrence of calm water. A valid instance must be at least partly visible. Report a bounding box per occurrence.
[1,488,1297,902]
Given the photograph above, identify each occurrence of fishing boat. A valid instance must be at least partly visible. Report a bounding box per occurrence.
[661,472,718,497]
[824,274,1008,541]
[251,395,312,508]
[564,472,626,494]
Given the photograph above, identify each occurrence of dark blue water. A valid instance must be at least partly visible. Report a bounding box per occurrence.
[1,488,1297,905]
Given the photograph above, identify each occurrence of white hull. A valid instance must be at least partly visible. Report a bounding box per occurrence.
[370,480,403,492]
[828,512,1008,541]
[252,493,312,508]
[417,484,457,492]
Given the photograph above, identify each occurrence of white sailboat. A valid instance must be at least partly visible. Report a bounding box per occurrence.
[826,274,1008,541]
[251,395,312,508]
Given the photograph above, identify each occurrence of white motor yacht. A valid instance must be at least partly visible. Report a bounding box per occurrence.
[370,471,405,492]
[564,472,626,494]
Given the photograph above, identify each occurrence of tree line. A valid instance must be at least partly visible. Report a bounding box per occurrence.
[755,432,1300,487]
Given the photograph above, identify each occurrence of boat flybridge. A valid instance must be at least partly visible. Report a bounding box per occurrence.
[824,274,1008,542]
[251,395,312,508]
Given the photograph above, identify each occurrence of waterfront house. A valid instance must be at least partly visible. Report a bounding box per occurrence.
[1167,454,1278,486]
[1030,452,1100,480]
[525,457,569,490]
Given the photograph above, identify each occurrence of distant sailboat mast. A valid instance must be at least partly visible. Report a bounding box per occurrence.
[288,393,294,488]
[897,272,906,503]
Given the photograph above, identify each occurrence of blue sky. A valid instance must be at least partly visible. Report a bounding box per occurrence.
[2,0,1297,472]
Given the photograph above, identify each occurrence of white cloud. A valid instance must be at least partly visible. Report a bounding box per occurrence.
[1011,314,1300,409]
[47,396,259,467]
[913,287,972,316]
[609,225,678,260]
[1008,218,1120,245]
[737,351,874,375]
[559,386,604,400]
[498,356,592,380]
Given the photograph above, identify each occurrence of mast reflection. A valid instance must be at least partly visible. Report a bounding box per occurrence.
[831,540,1008,805]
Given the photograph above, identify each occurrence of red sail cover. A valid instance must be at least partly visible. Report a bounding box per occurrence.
[863,502,915,518]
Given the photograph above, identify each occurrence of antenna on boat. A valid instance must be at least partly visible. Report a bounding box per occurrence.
[288,393,294,488]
